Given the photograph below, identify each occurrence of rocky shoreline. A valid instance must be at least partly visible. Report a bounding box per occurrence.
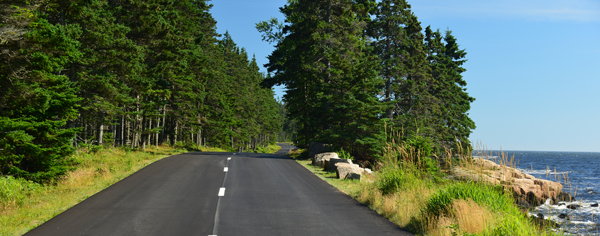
[305,142,598,233]
[450,158,574,208]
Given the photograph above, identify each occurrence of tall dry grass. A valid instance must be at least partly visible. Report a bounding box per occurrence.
[360,125,561,235]
[355,177,438,228]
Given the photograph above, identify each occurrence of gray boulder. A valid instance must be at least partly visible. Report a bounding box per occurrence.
[327,158,352,172]
[336,163,362,180]
[313,152,339,168]
[308,141,333,159]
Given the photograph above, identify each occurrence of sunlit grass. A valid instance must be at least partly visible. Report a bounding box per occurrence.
[254,144,282,154]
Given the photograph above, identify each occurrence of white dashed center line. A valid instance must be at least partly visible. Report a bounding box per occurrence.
[213,155,233,236]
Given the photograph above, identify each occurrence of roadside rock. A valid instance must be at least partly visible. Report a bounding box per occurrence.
[336,163,362,180]
[308,141,334,159]
[452,158,563,207]
[327,158,352,172]
[313,152,339,168]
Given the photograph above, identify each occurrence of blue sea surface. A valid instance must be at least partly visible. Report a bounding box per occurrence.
[477,150,600,235]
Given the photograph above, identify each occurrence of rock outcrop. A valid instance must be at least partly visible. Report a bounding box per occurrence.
[327,158,352,172]
[336,163,362,180]
[313,152,339,168]
[452,158,564,207]
[308,141,333,159]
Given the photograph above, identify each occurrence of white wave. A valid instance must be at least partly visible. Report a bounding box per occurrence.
[568,220,596,225]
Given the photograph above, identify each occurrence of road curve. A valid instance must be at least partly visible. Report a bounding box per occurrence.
[26,144,412,236]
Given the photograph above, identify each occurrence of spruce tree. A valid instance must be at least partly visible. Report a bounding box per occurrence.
[260,0,386,159]
[0,1,81,182]
[425,26,475,152]
[371,0,412,121]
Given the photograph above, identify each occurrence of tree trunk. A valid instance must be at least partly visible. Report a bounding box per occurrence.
[385,76,393,120]
[156,117,160,148]
[191,127,194,146]
[119,112,124,146]
[170,115,176,146]
[197,129,201,148]
[230,127,234,149]
[112,121,116,147]
[143,114,149,151]
[174,121,178,146]
[160,104,166,145]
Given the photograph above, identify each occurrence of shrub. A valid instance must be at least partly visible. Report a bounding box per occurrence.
[423,182,512,218]
[376,165,422,195]
[337,148,354,161]
[405,135,433,159]
[0,176,41,209]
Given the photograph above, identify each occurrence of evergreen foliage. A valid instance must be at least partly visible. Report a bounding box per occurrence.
[259,0,476,161]
[424,26,475,153]
[0,0,477,180]
[0,0,281,182]
[261,0,388,160]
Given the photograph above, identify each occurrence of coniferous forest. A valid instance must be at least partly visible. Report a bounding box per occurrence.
[259,0,475,161]
[0,0,281,182]
[1,0,475,182]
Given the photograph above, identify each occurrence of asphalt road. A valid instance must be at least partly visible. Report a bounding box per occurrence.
[26,144,411,236]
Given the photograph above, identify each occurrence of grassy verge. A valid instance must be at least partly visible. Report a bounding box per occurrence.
[0,143,279,236]
[289,148,560,236]
[254,144,282,154]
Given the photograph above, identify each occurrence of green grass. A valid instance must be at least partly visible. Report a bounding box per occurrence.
[414,181,551,236]
[422,182,512,218]
[254,144,282,154]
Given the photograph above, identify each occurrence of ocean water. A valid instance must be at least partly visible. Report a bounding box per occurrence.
[475,150,600,235]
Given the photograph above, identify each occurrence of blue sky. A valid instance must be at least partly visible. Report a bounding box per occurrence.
[211,0,600,152]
